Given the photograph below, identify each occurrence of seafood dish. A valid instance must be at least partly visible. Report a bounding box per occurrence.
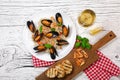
[27,13,70,60]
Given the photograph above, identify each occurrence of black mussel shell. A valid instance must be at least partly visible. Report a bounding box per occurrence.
[52,31,59,38]
[49,46,58,59]
[34,33,43,42]
[50,53,56,59]
[62,25,69,37]
[52,46,58,56]
[55,13,63,25]
[41,19,52,27]
[33,45,46,52]
[27,21,36,33]
[34,30,39,38]
[46,31,59,38]
[57,39,69,46]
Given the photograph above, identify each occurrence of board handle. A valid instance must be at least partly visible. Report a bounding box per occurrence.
[92,31,116,51]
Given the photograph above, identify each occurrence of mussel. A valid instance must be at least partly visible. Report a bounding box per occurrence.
[62,25,69,37]
[34,30,39,37]
[57,39,69,46]
[33,45,46,53]
[41,19,52,27]
[45,31,59,38]
[55,13,63,25]
[49,46,58,59]
[27,21,36,33]
[34,33,43,42]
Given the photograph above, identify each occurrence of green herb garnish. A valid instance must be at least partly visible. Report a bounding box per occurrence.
[81,42,86,48]
[77,36,82,40]
[39,25,42,33]
[76,35,91,49]
[44,44,52,49]
[85,43,91,49]
[75,42,81,48]
[82,37,89,43]
[51,28,55,31]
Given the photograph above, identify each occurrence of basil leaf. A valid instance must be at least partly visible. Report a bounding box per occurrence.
[77,36,82,40]
[81,42,86,48]
[51,28,55,31]
[39,25,42,33]
[76,36,91,49]
[82,37,89,43]
[75,42,81,48]
[44,44,52,49]
[85,43,91,49]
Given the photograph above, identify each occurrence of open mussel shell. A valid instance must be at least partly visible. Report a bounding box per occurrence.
[34,33,43,42]
[41,19,52,27]
[33,45,46,53]
[78,9,96,27]
[50,53,56,60]
[55,13,63,25]
[49,46,58,59]
[34,30,39,38]
[45,31,59,38]
[27,21,36,33]
[57,39,69,46]
[62,25,69,37]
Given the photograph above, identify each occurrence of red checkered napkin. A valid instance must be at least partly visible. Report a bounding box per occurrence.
[84,51,120,80]
[32,56,55,67]
[32,51,120,80]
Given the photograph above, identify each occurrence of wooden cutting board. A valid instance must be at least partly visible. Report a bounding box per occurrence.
[36,31,116,80]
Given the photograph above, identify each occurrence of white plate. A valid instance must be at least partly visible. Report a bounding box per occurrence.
[23,10,76,61]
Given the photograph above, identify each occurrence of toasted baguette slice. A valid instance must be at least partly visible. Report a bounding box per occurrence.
[55,64,65,78]
[46,68,58,78]
[62,60,73,75]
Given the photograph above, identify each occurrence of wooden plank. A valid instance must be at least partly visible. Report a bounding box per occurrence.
[92,31,116,51]
[36,31,116,80]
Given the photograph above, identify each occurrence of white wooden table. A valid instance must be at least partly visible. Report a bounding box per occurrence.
[0,0,120,80]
